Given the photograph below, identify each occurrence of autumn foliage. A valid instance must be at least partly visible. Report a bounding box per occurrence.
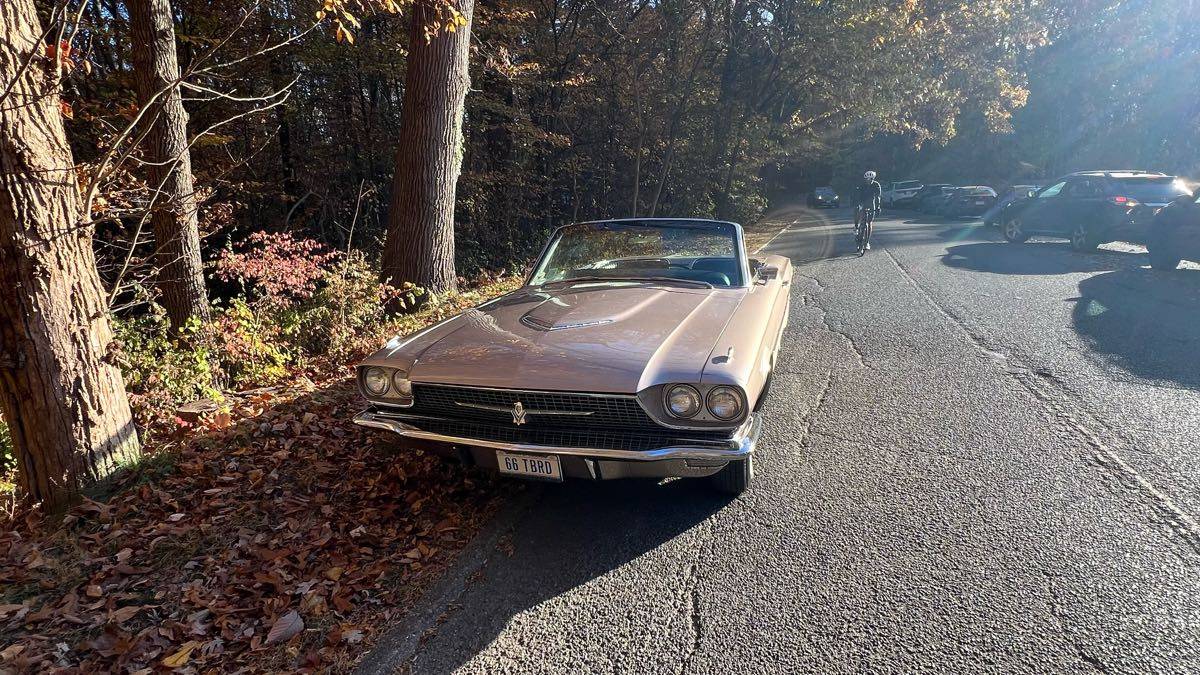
[0,261,523,671]
[0,381,511,671]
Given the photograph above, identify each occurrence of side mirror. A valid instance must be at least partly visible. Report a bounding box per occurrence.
[757,265,779,281]
[1026,190,1037,198]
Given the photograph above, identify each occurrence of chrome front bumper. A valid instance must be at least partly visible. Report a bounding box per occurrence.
[353,410,761,480]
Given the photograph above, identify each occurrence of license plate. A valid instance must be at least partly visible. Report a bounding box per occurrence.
[497,451,563,482]
[975,200,986,205]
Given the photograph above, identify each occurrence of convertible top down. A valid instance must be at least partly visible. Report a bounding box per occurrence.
[354,219,792,494]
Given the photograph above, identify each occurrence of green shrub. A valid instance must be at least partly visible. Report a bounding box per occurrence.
[111,232,519,424]
[114,312,224,422]
[212,298,291,390]
[279,251,406,363]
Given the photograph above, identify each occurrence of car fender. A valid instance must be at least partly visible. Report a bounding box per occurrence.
[700,255,792,410]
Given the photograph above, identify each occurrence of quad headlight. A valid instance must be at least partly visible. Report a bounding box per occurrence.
[360,366,413,404]
[706,386,745,421]
[666,385,702,418]
[664,384,746,422]
[392,370,413,398]
[363,366,391,396]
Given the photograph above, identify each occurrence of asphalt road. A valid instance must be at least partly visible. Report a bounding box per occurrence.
[362,209,1200,674]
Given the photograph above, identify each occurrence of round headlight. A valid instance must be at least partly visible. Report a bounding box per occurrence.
[391,371,413,398]
[363,367,390,396]
[666,385,702,418]
[706,386,744,420]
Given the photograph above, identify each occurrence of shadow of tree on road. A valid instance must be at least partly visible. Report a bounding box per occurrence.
[398,478,730,674]
[1072,268,1200,390]
[942,242,1140,276]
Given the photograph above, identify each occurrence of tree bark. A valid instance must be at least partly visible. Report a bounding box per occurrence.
[0,0,141,510]
[128,0,210,331]
[381,0,475,296]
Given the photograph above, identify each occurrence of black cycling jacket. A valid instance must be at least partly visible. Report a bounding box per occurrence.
[855,180,882,209]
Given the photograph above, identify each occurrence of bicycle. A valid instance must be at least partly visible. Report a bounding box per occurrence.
[854,205,877,256]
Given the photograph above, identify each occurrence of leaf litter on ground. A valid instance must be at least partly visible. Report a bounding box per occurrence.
[0,277,526,672]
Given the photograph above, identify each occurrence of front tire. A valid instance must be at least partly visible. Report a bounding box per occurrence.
[1147,235,1181,270]
[1003,218,1029,243]
[711,456,753,495]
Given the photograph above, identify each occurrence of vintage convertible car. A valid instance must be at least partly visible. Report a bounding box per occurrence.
[354,218,792,494]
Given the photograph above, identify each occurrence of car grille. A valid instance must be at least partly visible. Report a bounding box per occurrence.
[410,383,658,429]
[377,414,734,452]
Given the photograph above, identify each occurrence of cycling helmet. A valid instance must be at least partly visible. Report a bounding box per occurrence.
[864,171,877,180]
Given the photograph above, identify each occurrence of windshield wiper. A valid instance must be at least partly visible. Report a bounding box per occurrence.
[542,275,714,289]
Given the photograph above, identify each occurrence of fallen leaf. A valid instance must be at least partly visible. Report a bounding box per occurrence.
[0,604,24,618]
[110,605,144,624]
[323,566,344,581]
[266,610,304,644]
[162,640,200,668]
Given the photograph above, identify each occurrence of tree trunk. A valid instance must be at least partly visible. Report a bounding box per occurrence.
[381,0,475,296]
[630,74,643,218]
[128,0,210,331]
[0,0,141,510]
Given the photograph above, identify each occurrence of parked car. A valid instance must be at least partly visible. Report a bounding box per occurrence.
[917,185,957,212]
[925,186,961,215]
[1146,189,1200,270]
[354,218,793,495]
[883,180,923,207]
[910,184,953,211]
[807,186,840,209]
[940,186,997,218]
[982,184,1042,227]
[1002,171,1192,250]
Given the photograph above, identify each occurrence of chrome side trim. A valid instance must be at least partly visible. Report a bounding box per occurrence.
[353,411,761,462]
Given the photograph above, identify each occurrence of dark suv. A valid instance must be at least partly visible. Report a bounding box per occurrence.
[1146,189,1200,270]
[1001,171,1191,250]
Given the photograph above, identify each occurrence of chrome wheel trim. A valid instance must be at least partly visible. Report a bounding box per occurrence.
[1071,224,1088,249]
[1005,219,1022,240]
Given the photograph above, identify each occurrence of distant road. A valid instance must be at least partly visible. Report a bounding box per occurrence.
[362,209,1200,674]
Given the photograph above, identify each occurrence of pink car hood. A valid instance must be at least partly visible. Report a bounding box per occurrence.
[369,284,744,393]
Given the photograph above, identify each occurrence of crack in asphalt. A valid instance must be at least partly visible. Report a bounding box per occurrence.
[792,271,828,292]
[797,373,834,446]
[674,510,723,675]
[794,274,875,373]
[674,561,704,675]
[1042,571,1111,674]
[882,248,1200,556]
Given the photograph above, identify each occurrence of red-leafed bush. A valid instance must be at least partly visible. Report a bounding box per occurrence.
[214,232,340,310]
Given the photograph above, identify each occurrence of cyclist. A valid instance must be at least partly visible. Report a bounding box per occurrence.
[855,171,882,251]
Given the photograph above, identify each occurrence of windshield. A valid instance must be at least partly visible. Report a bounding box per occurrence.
[1112,178,1190,203]
[530,222,743,287]
[815,187,835,195]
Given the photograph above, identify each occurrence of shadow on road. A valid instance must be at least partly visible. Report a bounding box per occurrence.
[941,242,1141,276]
[1072,267,1200,389]
[406,478,729,673]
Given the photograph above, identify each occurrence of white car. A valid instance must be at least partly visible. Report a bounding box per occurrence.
[883,180,923,207]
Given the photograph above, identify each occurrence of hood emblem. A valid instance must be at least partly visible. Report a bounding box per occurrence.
[520,315,614,332]
[511,401,527,425]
